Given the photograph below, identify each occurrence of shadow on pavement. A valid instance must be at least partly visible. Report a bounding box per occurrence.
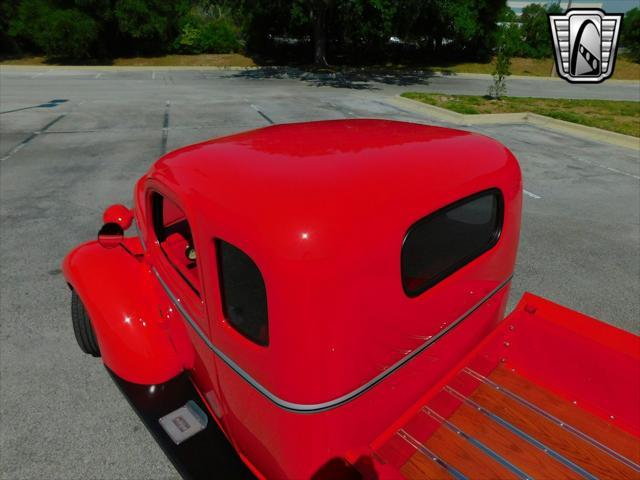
[231,66,446,90]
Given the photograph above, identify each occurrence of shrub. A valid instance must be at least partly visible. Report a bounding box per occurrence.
[115,0,167,41]
[114,0,189,54]
[622,7,640,62]
[43,9,98,58]
[173,12,241,53]
[9,1,98,58]
[488,45,511,99]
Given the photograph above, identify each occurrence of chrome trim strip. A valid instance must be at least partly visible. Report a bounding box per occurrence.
[443,386,598,480]
[153,267,512,413]
[134,217,147,252]
[397,429,468,480]
[463,368,640,473]
[423,405,533,480]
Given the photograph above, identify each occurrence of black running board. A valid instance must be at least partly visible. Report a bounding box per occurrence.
[107,368,256,480]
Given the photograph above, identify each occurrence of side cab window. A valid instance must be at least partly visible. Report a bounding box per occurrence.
[216,239,269,346]
[151,192,201,295]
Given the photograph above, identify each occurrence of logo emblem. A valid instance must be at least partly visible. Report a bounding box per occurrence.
[548,9,623,83]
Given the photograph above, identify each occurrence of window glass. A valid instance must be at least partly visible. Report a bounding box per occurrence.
[401,189,502,297]
[217,239,268,346]
[152,193,201,295]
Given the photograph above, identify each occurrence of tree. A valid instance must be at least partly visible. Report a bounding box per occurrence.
[0,0,20,53]
[310,0,332,65]
[335,0,396,57]
[9,0,98,58]
[114,0,189,54]
[290,0,397,65]
[488,6,518,99]
[621,7,640,62]
[519,2,561,58]
[393,0,506,61]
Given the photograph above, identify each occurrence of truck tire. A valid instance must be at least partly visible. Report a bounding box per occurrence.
[71,291,101,357]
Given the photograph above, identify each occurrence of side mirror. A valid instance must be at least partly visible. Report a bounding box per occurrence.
[98,222,124,249]
[103,204,133,230]
[98,204,132,249]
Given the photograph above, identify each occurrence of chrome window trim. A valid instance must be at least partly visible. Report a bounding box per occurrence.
[153,267,512,414]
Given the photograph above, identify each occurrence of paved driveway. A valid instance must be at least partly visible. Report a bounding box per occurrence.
[1,67,638,479]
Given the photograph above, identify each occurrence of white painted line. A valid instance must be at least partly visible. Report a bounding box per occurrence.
[30,70,49,79]
[604,166,640,180]
[250,104,260,111]
[523,189,542,199]
[1,113,67,162]
[573,157,640,180]
[1,142,27,161]
[152,71,156,80]
[95,72,102,79]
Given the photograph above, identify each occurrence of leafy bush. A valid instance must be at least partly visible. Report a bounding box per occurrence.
[43,9,98,58]
[488,40,511,99]
[114,0,189,54]
[621,7,640,62]
[172,4,242,54]
[173,16,241,53]
[9,0,98,58]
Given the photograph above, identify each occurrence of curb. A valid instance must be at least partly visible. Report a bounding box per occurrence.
[2,65,638,84]
[388,95,640,151]
[0,65,259,71]
[426,71,640,84]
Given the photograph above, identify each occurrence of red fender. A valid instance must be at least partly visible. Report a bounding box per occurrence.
[62,239,191,384]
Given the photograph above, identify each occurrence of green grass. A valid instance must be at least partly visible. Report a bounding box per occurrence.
[428,56,640,80]
[0,53,256,67]
[401,92,640,137]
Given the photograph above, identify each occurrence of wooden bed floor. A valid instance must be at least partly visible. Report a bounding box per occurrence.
[398,365,640,480]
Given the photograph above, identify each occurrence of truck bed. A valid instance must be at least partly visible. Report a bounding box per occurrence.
[371,293,640,479]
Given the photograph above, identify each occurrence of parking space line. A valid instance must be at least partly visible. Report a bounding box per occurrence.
[603,165,640,180]
[161,101,170,155]
[1,113,66,162]
[570,157,640,180]
[327,101,356,118]
[251,104,275,124]
[30,70,50,79]
[523,189,542,199]
[95,73,102,79]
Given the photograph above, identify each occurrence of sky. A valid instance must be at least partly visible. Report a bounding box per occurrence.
[508,0,639,12]
[603,0,639,12]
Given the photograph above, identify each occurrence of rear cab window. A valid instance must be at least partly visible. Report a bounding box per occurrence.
[401,189,503,297]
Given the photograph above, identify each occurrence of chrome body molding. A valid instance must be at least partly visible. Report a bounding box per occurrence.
[153,267,513,413]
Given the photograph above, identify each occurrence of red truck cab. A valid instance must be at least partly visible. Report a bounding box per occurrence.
[63,120,639,479]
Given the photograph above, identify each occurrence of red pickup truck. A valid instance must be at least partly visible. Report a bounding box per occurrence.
[63,119,639,479]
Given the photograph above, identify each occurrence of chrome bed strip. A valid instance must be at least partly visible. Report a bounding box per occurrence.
[422,405,533,480]
[443,386,598,480]
[463,368,640,473]
[397,429,469,480]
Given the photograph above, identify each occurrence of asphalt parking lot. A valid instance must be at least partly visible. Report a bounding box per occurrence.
[1,67,639,479]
